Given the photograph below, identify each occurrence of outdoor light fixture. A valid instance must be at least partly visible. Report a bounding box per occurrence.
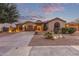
[16,29,20,32]
[9,30,12,32]
[8,27,12,33]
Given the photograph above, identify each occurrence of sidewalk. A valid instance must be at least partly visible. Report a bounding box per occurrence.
[3,46,79,56]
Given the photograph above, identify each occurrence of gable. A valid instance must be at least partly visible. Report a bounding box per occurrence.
[46,17,66,23]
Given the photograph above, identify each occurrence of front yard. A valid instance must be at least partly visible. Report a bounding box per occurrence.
[29,32,79,46]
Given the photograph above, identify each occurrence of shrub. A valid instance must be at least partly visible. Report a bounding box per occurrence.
[67,28,76,34]
[44,32,53,39]
[61,27,76,34]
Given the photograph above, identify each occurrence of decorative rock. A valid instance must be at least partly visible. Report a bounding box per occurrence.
[59,34,63,38]
[53,36,58,39]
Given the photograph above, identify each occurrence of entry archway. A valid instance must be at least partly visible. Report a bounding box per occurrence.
[54,22,60,34]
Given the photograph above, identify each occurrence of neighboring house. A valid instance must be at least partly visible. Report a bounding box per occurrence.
[66,22,79,31]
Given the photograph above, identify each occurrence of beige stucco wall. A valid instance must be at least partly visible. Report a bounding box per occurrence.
[47,19,66,31]
[23,22,35,30]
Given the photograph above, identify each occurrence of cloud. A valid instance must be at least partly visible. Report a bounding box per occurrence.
[41,3,64,14]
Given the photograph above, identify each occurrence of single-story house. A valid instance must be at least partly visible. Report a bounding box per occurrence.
[11,17,66,32]
[7,17,79,33]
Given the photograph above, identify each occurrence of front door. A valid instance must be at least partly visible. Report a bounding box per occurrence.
[54,22,60,34]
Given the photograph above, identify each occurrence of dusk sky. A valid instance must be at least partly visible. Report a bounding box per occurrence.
[16,3,79,22]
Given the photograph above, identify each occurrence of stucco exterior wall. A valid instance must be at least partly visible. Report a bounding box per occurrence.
[24,22,35,27]
[23,22,35,31]
[47,19,66,31]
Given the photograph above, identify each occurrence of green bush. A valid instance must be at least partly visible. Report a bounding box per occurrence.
[67,28,76,34]
[61,27,76,34]
[44,32,53,39]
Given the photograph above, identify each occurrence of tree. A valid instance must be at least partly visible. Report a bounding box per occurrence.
[5,3,19,23]
[0,4,7,23]
[0,3,19,23]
